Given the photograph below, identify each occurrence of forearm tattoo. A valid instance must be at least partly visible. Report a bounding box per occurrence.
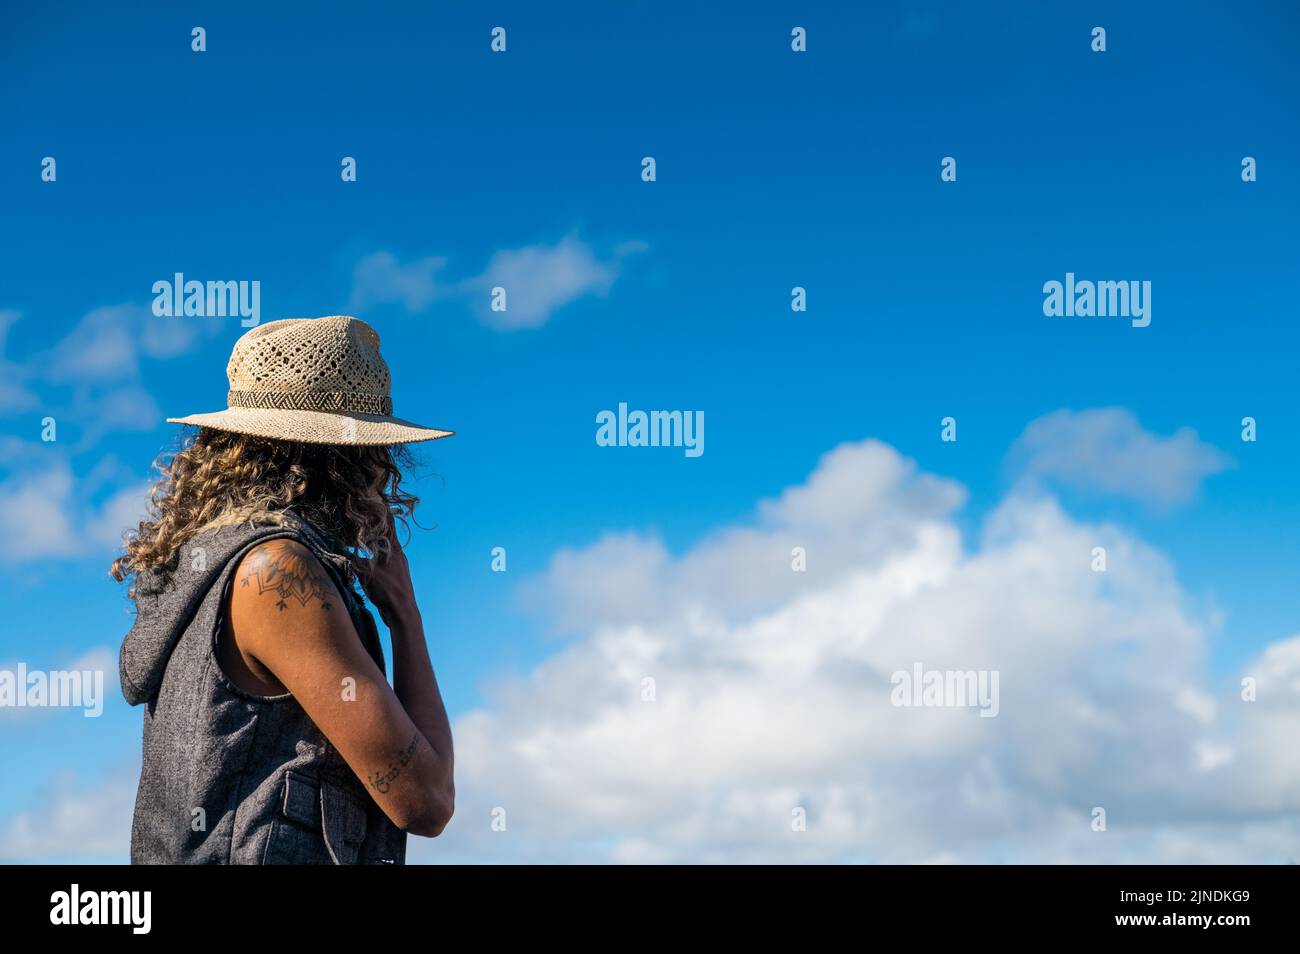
[369,733,420,794]
[240,547,334,612]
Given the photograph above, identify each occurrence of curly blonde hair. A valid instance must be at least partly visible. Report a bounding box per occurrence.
[110,427,419,590]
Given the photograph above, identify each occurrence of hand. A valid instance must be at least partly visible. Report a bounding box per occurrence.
[358,511,419,629]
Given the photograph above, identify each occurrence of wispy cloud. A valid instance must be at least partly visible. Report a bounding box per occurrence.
[0,310,38,413]
[2,303,218,449]
[350,251,447,313]
[463,235,625,331]
[349,233,645,331]
[0,766,137,861]
[0,302,208,566]
[1006,408,1231,509]
[0,458,148,563]
[46,303,213,384]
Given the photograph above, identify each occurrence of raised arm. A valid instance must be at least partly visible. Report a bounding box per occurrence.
[229,538,455,837]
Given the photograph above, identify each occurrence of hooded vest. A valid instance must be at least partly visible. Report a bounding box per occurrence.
[118,511,408,865]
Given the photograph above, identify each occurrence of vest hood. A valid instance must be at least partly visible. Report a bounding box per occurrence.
[118,512,354,706]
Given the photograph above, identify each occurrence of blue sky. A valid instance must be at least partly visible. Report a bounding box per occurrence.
[1,0,1298,863]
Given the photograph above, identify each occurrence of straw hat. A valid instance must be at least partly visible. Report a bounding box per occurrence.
[167,315,453,446]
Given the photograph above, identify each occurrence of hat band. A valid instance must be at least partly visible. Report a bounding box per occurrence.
[227,389,393,416]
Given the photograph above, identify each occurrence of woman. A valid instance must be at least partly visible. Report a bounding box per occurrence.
[112,315,456,864]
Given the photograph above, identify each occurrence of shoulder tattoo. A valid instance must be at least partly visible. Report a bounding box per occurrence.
[239,543,335,613]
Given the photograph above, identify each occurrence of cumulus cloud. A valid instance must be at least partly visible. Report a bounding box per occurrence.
[424,436,1299,864]
[520,440,966,632]
[349,234,644,331]
[3,426,1289,863]
[1007,408,1231,509]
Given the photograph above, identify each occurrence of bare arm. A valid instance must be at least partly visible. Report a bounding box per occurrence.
[230,538,455,837]
[385,613,454,792]
[356,516,455,818]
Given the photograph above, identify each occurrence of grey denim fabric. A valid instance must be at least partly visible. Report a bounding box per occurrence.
[119,511,407,865]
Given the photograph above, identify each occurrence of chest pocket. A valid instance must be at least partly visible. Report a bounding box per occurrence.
[262,770,369,865]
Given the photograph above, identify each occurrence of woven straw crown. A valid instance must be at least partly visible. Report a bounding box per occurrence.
[226,316,393,415]
[166,315,453,446]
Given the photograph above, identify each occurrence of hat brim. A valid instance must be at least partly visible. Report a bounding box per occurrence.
[166,407,454,446]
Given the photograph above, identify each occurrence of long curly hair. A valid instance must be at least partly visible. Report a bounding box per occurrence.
[110,427,419,592]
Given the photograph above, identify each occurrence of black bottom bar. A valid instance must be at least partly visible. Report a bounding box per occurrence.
[1,864,1290,939]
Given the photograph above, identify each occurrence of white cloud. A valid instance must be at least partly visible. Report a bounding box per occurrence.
[46,303,212,384]
[86,481,151,551]
[0,465,81,559]
[47,305,144,383]
[0,460,148,564]
[0,768,136,861]
[350,251,447,312]
[422,435,1300,863]
[3,430,1289,864]
[0,303,205,563]
[75,384,164,446]
[519,440,966,632]
[1,303,218,453]
[349,234,644,331]
[1007,407,1231,509]
[465,235,621,330]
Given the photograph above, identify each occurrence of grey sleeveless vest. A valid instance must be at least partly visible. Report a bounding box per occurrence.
[119,511,408,865]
